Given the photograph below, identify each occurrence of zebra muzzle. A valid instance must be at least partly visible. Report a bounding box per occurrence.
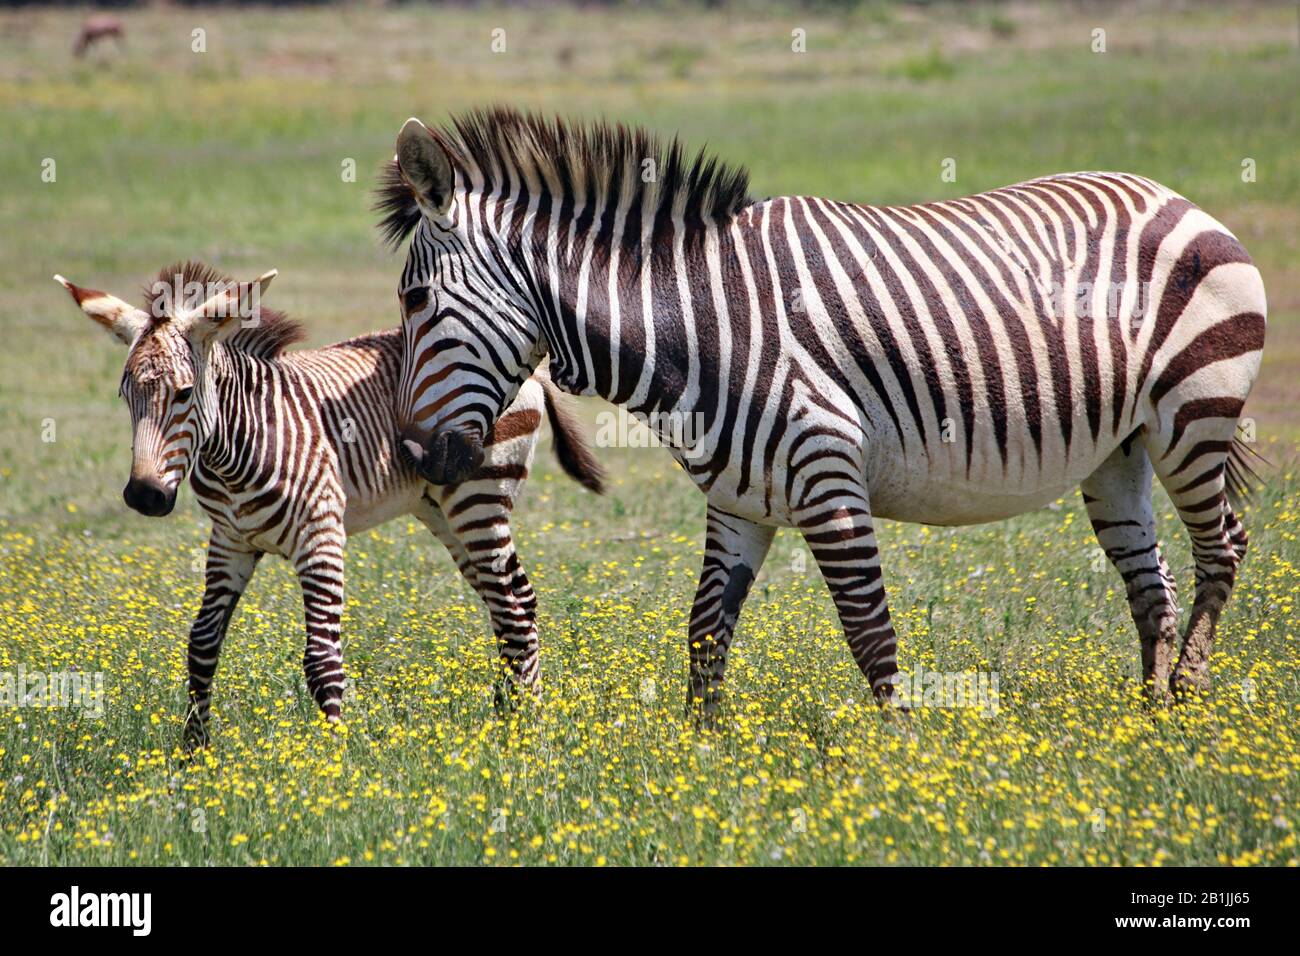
[405,427,484,485]
[123,476,176,517]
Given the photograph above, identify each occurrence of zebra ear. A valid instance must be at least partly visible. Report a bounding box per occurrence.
[395,118,455,217]
[54,275,150,346]
[185,270,277,340]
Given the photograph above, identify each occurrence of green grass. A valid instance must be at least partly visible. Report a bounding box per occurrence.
[0,2,1298,866]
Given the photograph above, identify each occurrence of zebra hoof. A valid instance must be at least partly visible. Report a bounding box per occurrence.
[181,722,209,755]
[493,681,539,713]
[1140,685,1173,709]
[880,699,912,718]
[1170,672,1211,703]
[684,699,723,731]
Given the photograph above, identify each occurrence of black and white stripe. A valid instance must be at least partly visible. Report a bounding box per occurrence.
[59,260,603,745]
[384,110,1265,709]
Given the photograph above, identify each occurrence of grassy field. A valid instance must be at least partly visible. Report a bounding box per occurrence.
[1,1,1298,865]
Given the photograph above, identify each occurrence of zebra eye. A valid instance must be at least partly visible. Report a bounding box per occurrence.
[403,287,430,314]
[175,386,194,404]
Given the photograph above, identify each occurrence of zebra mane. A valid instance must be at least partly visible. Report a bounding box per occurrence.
[143,261,305,358]
[374,107,754,251]
[374,159,423,250]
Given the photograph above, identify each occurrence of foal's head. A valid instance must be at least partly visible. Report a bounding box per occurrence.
[56,263,277,516]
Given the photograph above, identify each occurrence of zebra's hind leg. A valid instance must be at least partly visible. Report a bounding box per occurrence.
[185,530,261,749]
[419,491,541,701]
[1224,501,1249,565]
[1080,440,1180,700]
[687,505,776,720]
[1145,428,1245,699]
[795,487,900,705]
[292,521,348,723]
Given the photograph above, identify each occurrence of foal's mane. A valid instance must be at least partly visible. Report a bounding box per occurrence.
[375,107,753,250]
[145,261,305,358]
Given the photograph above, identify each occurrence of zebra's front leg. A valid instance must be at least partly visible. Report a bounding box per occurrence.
[185,530,261,749]
[293,524,348,722]
[417,495,540,701]
[796,488,900,704]
[687,506,776,718]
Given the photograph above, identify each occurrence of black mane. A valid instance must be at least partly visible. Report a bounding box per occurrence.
[144,261,305,358]
[374,107,753,251]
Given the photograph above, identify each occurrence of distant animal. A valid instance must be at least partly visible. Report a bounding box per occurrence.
[56,262,604,747]
[383,108,1265,713]
[74,15,125,58]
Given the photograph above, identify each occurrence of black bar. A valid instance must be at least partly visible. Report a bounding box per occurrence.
[0,865,1286,942]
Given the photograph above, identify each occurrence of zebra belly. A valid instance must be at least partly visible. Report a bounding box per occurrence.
[868,477,1079,526]
[864,437,1119,526]
[196,480,425,550]
[691,443,1106,528]
[342,482,425,535]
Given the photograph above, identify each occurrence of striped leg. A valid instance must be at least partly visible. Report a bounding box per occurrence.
[423,489,541,697]
[185,530,261,749]
[416,494,480,585]
[294,523,348,721]
[479,543,540,700]
[796,490,899,703]
[687,506,776,716]
[1148,431,1244,697]
[1080,441,1180,698]
[1224,501,1249,565]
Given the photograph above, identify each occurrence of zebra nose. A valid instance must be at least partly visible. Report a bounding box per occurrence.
[400,439,425,468]
[415,429,484,485]
[398,427,427,469]
[123,476,174,517]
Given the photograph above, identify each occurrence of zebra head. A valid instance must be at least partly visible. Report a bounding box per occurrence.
[387,117,548,485]
[55,268,276,516]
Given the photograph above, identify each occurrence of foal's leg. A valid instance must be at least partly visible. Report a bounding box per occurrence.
[185,528,261,749]
[423,486,541,695]
[292,520,348,721]
[415,494,481,590]
[1080,441,1180,699]
[686,505,775,716]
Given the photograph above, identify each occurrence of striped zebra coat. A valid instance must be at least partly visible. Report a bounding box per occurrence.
[383,110,1265,712]
[57,262,604,746]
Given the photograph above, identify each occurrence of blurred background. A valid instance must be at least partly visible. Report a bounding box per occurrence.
[1,0,1296,526]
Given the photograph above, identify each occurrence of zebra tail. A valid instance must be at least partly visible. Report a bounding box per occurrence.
[539,377,607,495]
[1224,433,1269,512]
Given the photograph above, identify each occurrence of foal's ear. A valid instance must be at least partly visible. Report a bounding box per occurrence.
[395,118,455,217]
[186,270,278,340]
[54,275,150,346]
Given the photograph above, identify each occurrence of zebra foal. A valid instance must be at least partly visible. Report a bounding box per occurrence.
[384,109,1265,713]
[56,261,603,745]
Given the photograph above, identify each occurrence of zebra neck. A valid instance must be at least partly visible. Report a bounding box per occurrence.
[195,345,250,479]
[541,226,706,422]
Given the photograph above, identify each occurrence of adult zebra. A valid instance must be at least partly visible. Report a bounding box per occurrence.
[57,261,604,745]
[383,109,1265,711]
